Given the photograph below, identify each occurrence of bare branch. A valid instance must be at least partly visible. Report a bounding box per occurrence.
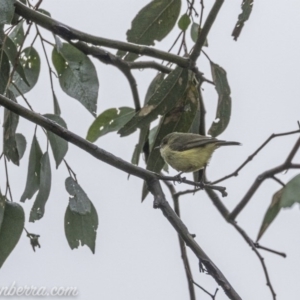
[14,1,190,68]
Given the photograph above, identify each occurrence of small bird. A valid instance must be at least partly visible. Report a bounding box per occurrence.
[159,132,240,173]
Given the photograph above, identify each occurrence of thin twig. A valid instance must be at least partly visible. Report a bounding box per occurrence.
[212,129,300,185]
[229,138,300,220]
[254,243,287,258]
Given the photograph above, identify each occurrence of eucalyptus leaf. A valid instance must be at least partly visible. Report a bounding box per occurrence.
[65,177,91,215]
[86,107,135,143]
[29,152,52,222]
[9,20,24,47]
[281,174,300,208]
[20,135,42,202]
[0,201,25,268]
[123,0,181,61]
[65,200,98,254]
[2,36,29,86]
[257,189,282,241]
[52,90,61,115]
[3,90,20,165]
[9,47,41,96]
[0,0,15,25]
[43,114,68,168]
[15,133,26,159]
[52,43,99,116]
[178,13,191,31]
[118,67,189,137]
[232,0,253,41]
[208,62,231,137]
[0,51,10,95]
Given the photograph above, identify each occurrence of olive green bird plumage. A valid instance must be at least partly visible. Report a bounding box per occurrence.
[159,132,240,173]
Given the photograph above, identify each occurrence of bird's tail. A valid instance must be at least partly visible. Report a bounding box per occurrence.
[217,141,241,146]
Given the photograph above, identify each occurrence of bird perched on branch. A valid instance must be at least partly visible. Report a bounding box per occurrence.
[159,132,240,174]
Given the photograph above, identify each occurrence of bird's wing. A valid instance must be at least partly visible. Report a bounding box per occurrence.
[172,135,223,151]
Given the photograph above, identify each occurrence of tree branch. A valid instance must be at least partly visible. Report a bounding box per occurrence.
[0,93,242,300]
[14,1,190,68]
[229,138,300,220]
[190,0,224,63]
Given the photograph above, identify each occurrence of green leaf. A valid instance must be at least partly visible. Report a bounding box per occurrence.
[0,201,25,268]
[178,13,191,31]
[15,133,26,159]
[52,90,61,115]
[9,20,24,47]
[123,0,181,61]
[52,43,99,116]
[9,47,41,96]
[20,135,43,202]
[281,174,300,208]
[0,0,15,25]
[29,152,52,222]
[131,73,165,166]
[141,73,199,201]
[208,62,231,137]
[86,107,135,143]
[257,174,300,241]
[3,90,19,165]
[65,200,98,254]
[2,36,30,86]
[118,67,189,136]
[0,51,10,94]
[65,177,91,215]
[257,189,282,241]
[232,0,253,41]
[43,114,68,168]
[190,23,208,46]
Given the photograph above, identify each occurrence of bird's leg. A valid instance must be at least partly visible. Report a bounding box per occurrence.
[174,171,186,183]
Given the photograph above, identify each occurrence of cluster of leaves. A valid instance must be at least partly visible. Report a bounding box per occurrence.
[2,0,293,275]
[0,3,100,266]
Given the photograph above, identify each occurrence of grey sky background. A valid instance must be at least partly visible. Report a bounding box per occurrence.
[1,1,300,299]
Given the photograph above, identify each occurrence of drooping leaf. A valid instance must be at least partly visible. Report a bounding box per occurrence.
[178,13,191,31]
[118,67,189,137]
[0,0,15,25]
[232,0,253,41]
[43,114,68,168]
[3,90,20,165]
[65,177,91,215]
[123,0,181,61]
[52,43,99,116]
[20,135,42,202]
[208,62,231,137]
[0,51,10,94]
[65,200,98,254]
[15,133,26,159]
[141,73,199,201]
[281,174,300,208]
[131,73,166,166]
[29,152,52,222]
[257,189,282,241]
[190,23,208,46]
[257,174,300,241]
[9,20,24,47]
[2,36,29,86]
[86,107,135,143]
[9,47,41,96]
[52,90,61,115]
[0,201,25,268]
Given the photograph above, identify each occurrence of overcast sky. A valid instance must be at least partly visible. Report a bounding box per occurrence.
[1,1,300,300]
